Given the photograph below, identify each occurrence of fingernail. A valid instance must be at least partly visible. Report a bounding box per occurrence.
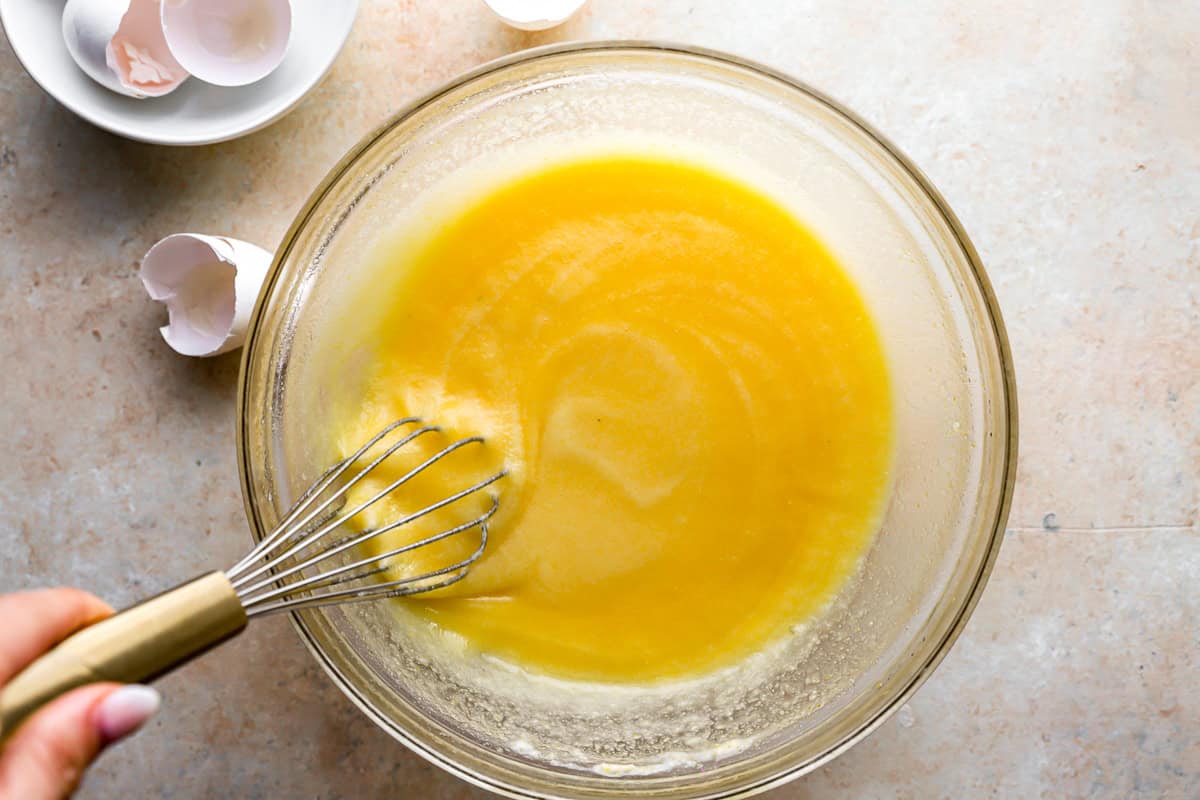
[94,685,161,743]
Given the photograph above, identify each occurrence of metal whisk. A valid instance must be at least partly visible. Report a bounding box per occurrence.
[232,417,505,616]
[0,418,504,740]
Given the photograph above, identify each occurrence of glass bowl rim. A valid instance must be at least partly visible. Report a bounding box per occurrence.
[235,40,1019,799]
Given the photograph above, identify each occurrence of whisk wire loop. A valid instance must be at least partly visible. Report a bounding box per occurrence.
[228,417,420,577]
[225,417,505,617]
[229,420,439,586]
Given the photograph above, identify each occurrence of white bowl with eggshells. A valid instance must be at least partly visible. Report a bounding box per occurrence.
[0,0,358,145]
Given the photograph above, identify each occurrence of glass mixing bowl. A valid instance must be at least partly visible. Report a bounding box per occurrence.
[237,42,1017,799]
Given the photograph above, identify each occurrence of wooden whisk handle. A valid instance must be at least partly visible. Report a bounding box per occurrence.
[0,572,247,741]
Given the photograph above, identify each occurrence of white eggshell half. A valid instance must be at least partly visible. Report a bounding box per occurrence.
[62,0,130,96]
[62,0,189,98]
[482,0,587,31]
[140,233,272,357]
[161,0,292,87]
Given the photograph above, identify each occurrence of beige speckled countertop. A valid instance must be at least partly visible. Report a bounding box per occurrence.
[2,1,1197,798]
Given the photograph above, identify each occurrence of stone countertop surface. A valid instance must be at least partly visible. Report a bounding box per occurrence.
[1,1,1196,798]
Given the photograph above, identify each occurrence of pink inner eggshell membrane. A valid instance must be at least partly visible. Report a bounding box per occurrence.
[106,0,188,95]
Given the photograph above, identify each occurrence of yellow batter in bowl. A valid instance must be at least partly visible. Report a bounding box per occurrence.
[332,152,893,683]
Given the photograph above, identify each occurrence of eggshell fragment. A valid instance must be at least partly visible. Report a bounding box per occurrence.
[161,0,292,87]
[62,0,189,98]
[140,234,271,357]
[482,0,587,30]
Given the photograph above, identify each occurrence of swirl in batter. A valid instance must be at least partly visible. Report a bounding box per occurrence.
[334,153,893,682]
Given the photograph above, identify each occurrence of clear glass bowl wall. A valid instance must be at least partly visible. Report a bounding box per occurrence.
[237,44,1016,800]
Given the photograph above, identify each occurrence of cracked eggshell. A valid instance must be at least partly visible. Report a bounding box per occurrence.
[482,0,587,30]
[140,233,272,357]
[161,0,292,87]
[62,0,189,98]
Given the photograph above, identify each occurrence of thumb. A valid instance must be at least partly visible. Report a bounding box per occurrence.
[0,684,160,800]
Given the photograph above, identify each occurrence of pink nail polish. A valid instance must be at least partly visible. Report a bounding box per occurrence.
[94,685,161,743]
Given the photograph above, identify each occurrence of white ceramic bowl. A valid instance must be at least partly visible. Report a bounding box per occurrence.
[0,0,358,145]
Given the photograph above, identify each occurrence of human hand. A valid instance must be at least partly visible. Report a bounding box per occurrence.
[0,589,161,800]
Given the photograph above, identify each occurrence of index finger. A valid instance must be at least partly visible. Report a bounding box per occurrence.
[0,589,113,684]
